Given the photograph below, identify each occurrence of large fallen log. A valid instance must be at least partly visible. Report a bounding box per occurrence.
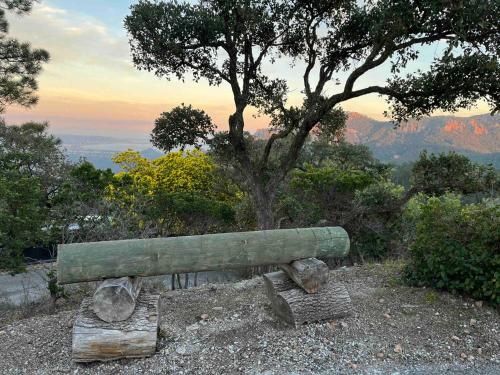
[264,271,352,327]
[93,277,142,322]
[279,258,329,293]
[58,227,349,284]
[72,292,159,362]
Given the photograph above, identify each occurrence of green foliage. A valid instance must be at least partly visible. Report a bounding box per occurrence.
[291,165,376,195]
[46,269,66,302]
[151,104,216,152]
[404,194,500,306]
[0,0,49,113]
[0,121,69,272]
[351,181,405,259]
[125,0,499,229]
[411,151,498,196]
[0,173,45,272]
[108,149,238,236]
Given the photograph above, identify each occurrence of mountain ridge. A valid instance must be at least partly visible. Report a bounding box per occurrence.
[256,112,500,167]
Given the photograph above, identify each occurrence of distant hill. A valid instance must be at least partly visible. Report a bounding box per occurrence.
[344,112,500,167]
[55,133,163,171]
[255,113,500,168]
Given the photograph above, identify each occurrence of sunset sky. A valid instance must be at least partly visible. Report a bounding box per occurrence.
[4,0,491,137]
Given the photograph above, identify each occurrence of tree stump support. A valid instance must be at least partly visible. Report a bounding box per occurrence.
[264,270,352,327]
[279,257,329,293]
[72,291,160,362]
[93,277,142,322]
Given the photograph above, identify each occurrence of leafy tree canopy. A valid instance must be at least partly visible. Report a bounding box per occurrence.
[151,104,216,152]
[126,0,499,228]
[0,0,49,113]
[411,150,499,196]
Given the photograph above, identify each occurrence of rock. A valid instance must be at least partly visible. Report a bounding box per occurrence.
[199,313,209,320]
[451,335,460,341]
[340,322,348,329]
[477,348,483,355]
[394,344,402,353]
[186,323,199,331]
[383,313,391,319]
[474,301,483,308]
[176,345,198,356]
[460,352,467,360]
[470,319,477,326]
[376,352,384,359]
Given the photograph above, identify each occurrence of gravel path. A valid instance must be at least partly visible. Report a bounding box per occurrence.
[0,263,498,374]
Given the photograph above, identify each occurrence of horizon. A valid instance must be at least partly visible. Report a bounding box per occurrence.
[3,1,492,137]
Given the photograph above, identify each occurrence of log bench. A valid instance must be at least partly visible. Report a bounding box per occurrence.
[57,227,352,362]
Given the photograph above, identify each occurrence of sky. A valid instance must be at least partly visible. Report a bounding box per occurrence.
[3,0,491,137]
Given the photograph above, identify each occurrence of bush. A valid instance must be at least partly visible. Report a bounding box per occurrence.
[352,181,405,259]
[404,194,499,305]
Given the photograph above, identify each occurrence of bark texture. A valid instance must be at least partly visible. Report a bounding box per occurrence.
[58,227,350,284]
[72,292,159,362]
[93,277,142,322]
[279,258,329,293]
[264,270,352,327]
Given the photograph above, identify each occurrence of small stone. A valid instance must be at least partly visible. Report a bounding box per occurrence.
[474,301,483,308]
[348,362,358,369]
[468,355,475,361]
[212,307,223,311]
[451,335,460,341]
[394,344,402,353]
[460,352,467,360]
[383,313,391,319]
[477,348,483,355]
[376,352,385,359]
[340,322,348,329]
[176,345,197,356]
[470,319,477,326]
[378,298,385,303]
[200,313,209,320]
[186,323,199,331]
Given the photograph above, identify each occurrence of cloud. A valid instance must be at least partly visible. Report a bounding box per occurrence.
[7,3,130,70]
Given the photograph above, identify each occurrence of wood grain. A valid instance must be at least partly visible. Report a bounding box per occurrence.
[58,227,350,284]
[72,292,159,362]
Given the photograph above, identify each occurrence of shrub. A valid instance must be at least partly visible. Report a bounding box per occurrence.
[351,181,405,259]
[404,194,499,306]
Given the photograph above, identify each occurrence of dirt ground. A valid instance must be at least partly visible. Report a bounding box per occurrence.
[0,262,498,374]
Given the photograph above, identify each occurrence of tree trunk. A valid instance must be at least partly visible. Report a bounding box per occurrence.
[253,184,276,230]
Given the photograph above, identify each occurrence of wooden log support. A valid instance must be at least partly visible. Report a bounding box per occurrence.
[72,292,160,362]
[279,257,329,293]
[264,271,352,327]
[93,277,142,322]
[58,227,350,284]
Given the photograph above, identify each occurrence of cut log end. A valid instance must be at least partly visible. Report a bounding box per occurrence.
[279,257,329,293]
[73,292,159,362]
[264,270,352,327]
[93,277,142,322]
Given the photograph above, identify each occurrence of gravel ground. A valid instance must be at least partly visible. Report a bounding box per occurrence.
[0,263,498,374]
